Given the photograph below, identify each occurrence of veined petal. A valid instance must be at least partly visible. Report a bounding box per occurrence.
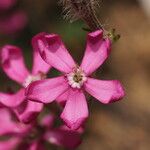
[85,78,125,104]
[26,76,69,103]
[80,30,111,76]
[45,126,81,149]
[1,45,29,84]
[61,89,88,130]
[0,89,25,108]
[32,32,76,73]
[31,35,51,75]
[14,100,43,124]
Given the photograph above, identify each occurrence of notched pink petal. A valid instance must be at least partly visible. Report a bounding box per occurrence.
[33,32,76,73]
[61,89,88,130]
[85,78,125,104]
[26,76,69,103]
[0,89,25,108]
[88,30,103,39]
[81,30,111,75]
[31,34,51,75]
[59,125,84,134]
[0,45,29,84]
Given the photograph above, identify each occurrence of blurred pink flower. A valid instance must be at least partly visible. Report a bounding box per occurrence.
[0,0,16,11]
[0,42,51,123]
[0,0,27,35]
[0,10,27,35]
[26,30,125,130]
[0,108,82,150]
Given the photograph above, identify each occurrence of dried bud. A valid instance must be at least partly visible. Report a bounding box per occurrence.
[107,29,121,43]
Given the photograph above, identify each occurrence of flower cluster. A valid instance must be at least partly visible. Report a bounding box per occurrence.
[0,0,27,35]
[0,108,81,149]
[0,29,125,149]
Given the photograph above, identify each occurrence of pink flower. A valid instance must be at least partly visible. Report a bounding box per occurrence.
[0,108,28,150]
[26,30,125,130]
[0,108,82,149]
[0,41,51,123]
[0,0,27,35]
[0,0,16,11]
[0,10,27,35]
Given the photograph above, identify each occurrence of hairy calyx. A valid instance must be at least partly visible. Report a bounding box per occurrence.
[60,0,103,30]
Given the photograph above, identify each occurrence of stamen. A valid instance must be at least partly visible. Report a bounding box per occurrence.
[23,72,46,88]
[67,67,87,89]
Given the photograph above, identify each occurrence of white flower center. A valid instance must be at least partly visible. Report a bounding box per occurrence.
[23,73,46,88]
[67,68,87,89]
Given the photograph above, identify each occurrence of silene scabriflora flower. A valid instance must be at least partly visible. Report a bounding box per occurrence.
[0,41,51,123]
[0,108,81,150]
[26,30,125,130]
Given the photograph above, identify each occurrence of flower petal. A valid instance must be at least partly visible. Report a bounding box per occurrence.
[14,100,43,124]
[0,108,25,135]
[45,126,81,149]
[26,76,69,103]
[32,32,76,73]
[0,138,20,150]
[40,114,55,129]
[1,45,29,84]
[0,89,25,108]
[61,89,88,130]
[31,35,51,75]
[26,141,44,150]
[85,78,125,104]
[56,90,69,106]
[80,30,111,75]
[0,0,16,11]
[59,125,84,134]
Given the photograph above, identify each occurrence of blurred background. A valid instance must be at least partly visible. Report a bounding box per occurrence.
[0,0,150,149]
